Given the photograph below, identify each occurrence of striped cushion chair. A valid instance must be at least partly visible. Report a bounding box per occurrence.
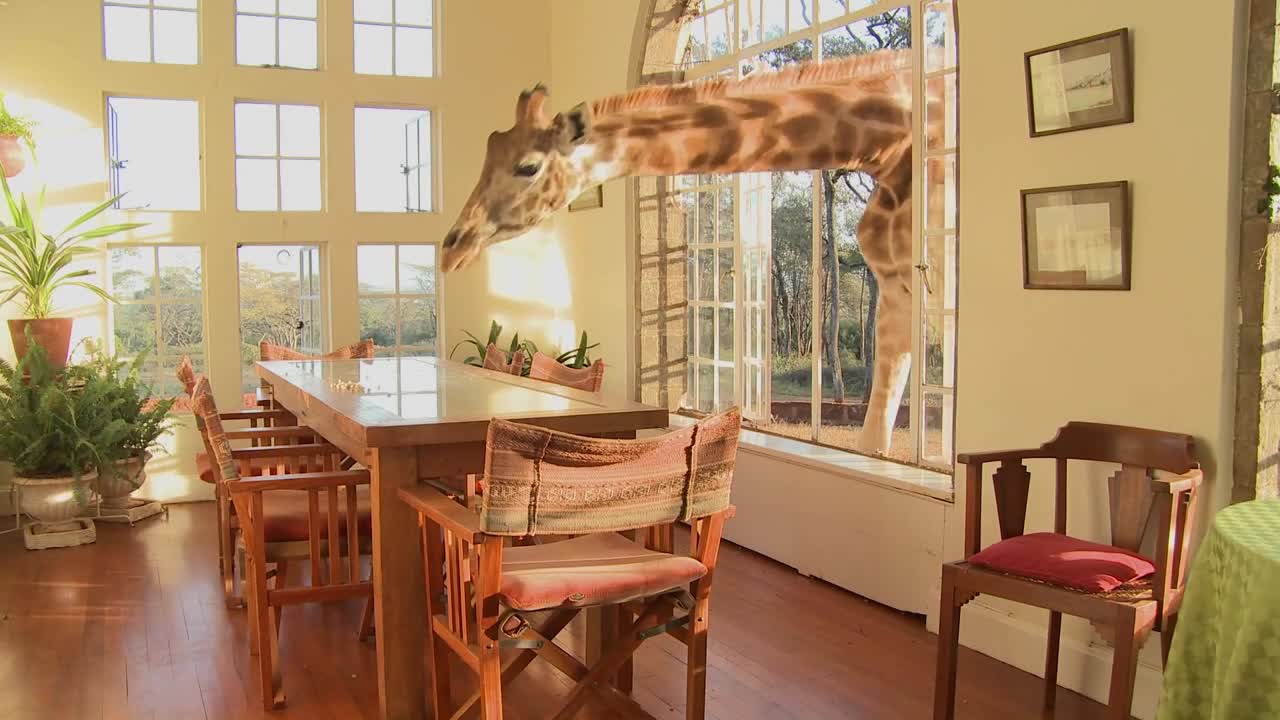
[193,376,374,710]
[528,351,605,392]
[400,407,741,720]
[481,342,525,375]
[256,338,377,408]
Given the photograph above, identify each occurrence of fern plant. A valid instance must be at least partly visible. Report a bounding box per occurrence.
[0,91,36,153]
[69,341,176,461]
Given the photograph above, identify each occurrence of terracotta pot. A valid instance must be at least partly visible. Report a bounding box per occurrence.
[94,453,151,510]
[8,317,74,369]
[13,470,94,522]
[0,134,25,178]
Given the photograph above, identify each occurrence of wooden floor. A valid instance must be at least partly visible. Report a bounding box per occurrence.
[0,503,1117,720]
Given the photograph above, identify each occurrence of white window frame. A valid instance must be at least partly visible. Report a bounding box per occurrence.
[353,106,435,213]
[353,0,436,78]
[233,101,323,212]
[102,0,200,65]
[106,243,208,398]
[675,0,958,471]
[356,243,442,357]
[105,95,203,212]
[235,0,319,69]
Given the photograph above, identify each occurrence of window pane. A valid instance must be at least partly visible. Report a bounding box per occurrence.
[156,0,198,8]
[819,0,875,21]
[110,247,154,300]
[153,9,198,64]
[236,14,277,66]
[354,23,394,75]
[400,297,437,353]
[762,0,786,40]
[357,245,397,294]
[698,365,714,412]
[697,307,714,360]
[788,0,812,32]
[279,159,321,210]
[717,247,734,301]
[159,247,202,298]
[925,2,957,72]
[926,72,957,151]
[109,97,202,211]
[398,244,436,294]
[114,303,157,358]
[355,0,393,22]
[705,6,731,59]
[360,297,397,354]
[160,303,204,367]
[278,17,318,69]
[924,232,956,311]
[104,6,151,62]
[355,107,428,212]
[719,366,736,410]
[396,0,432,26]
[697,248,714,301]
[697,191,714,244]
[925,154,956,230]
[921,390,953,470]
[239,245,324,392]
[767,171,812,442]
[717,307,733,361]
[279,104,320,157]
[279,0,317,17]
[394,26,433,77]
[236,158,278,210]
[235,103,278,155]
[237,0,275,12]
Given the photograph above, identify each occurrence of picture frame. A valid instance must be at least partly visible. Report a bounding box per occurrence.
[1021,181,1131,290]
[568,184,603,212]
[1024,28,1133,137]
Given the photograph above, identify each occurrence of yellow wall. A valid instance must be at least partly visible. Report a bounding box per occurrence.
[0,0,552,500]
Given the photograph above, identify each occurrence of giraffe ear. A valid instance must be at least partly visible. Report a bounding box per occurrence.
[516,84,550,127]
[553,103,593,152]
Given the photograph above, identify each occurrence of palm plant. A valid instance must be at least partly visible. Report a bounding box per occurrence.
[0,171,142,318]
[450,320,599,376]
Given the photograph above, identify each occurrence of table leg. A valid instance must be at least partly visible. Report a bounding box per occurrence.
[371,447,426,720]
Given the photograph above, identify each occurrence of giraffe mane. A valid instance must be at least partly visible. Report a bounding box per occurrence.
[590,50,909,118]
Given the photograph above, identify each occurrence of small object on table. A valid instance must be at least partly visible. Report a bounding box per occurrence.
[328,379,366,393]
[1158,500,1280,720]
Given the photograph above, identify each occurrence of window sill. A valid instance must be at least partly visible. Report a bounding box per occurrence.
[666,414,955,503]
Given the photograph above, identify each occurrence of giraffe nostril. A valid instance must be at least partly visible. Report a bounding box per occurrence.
[443,230,458,248]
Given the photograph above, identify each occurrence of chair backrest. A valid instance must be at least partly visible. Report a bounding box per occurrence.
[528,352,605,392]
[482,343,525,375]
[190,376,240,485]
[259,338,376,362]
[480,407,740,536]
[176,355,197,396]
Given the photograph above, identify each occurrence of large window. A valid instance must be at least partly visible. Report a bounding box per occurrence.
[357,244,440,356]
[354,0,435,77]
[106,97,202,211]
[235,0,318,69]
[354,107,433,213]
[237,244,324,394]
[103,0,199,65]
[646,0,958,470]
[234,101,322,211]
[108,245,205,399]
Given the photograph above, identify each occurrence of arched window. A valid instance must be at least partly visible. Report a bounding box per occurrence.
[634,0,958,471]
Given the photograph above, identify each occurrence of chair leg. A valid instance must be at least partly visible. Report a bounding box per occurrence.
[1044,610,1062,710]
[686,597,711,720]
[422,520,453,720]
[220,494,242,609]
[932,568,964,720]
[476,537,505,720]
[273,560,289,641]
[616,603,634,696]
[358,596,375,640]
[252,550,285,709]
[1107,605,1153,720]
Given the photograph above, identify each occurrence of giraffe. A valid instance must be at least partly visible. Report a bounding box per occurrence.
[441,51,934,455]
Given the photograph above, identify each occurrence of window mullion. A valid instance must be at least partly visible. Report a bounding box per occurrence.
[809,169,821,442]
[907,0,926,465]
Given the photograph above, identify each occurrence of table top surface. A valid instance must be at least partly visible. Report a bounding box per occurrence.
[255,356,667,446]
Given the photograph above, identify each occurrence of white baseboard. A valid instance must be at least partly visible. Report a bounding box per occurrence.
[950,600,1164,719]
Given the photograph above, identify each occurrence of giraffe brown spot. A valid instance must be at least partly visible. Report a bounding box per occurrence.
[809,146,834,167]
[779,115,820,144]
[710,129,741,168]
[772,150,795,167]
[627,125,660,139]
[693,105,731,129]
[730,97,776,120]
[835,121,857,151]
[802,90,842,114]
[649,144,675,173]
[594,121,623,135]
[851,98,907,127]
[690,152,710,169]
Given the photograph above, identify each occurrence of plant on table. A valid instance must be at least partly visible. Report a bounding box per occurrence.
[449,320,599,376]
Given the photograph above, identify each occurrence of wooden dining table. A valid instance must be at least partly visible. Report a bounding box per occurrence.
[255,355,668,720]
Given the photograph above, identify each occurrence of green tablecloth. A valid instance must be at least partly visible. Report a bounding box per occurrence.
[1158,500,1280,720]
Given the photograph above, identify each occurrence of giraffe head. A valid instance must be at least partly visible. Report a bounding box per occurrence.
[441,85,595,272]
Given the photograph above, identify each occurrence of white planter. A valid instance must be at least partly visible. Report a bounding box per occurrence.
[12,470,94,522]
[95,453,151,510]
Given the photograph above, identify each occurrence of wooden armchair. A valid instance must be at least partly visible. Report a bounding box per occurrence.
[192,376,374,710]
[399,408,741,720]
[528,351,605,392]
[933,421,1202,720]
[482,342,525,375]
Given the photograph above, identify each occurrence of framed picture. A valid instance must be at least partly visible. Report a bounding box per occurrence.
[1025,29,1133,137]
[568,184,603,212]
[1021,181,1130,290]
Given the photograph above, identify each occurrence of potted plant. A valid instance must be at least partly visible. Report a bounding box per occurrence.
[0,172,141,368]
[450,320,599,376]
[0,92,35,178]
[0,338,125,523]
[71,343,176,509]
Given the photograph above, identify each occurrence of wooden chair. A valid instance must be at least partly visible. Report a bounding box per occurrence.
[481,342,526,375]
[528,351,605,392]
[256,338,376,408]
[192,376,375,710]
[400,407,741,720]
[176,357,312,607]
[933,421,1202,720]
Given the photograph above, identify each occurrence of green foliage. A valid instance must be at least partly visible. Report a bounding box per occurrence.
[0,172,143,318]
[0,91,36,151]
[69,341,176,461]
[0,338,126,479]
[449,320,599,376]
[1259,163,1280,217]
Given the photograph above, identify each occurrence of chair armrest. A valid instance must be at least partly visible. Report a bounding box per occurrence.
[399,485,484,543]
[1152,468,1203,494]
[225,426,315,441]
[955,448,1045,465]
[227,469,369,493]
[220,409,295,422]
[231,442,339,460]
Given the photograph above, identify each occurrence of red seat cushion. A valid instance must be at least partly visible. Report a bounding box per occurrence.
[258,487,373,544]
[196,453,216,485]
[969,532,1155,593]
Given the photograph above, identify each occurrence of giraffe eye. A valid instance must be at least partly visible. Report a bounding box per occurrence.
[514,162,541,177]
